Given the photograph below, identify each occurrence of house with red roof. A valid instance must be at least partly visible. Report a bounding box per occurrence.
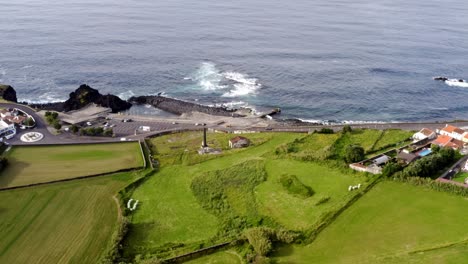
[229,136,250,148]
[439,125,465,141]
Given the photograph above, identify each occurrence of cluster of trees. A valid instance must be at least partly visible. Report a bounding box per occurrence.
[80,127,113,137]
[385,147,457,179]
[44,111,61,130]
[243,227,299,262]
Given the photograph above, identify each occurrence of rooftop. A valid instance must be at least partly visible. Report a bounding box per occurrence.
[229,136,249,143]
[442,125,464,135]
[418,128,435,137]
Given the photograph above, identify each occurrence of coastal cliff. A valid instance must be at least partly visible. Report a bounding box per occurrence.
[129,95,244,117]
[0,84,18,102]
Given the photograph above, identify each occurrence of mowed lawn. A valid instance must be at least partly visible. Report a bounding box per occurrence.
[0,171,140,264]
[256,159,366,230]
[0,142,143,188]
[273,181,468,264]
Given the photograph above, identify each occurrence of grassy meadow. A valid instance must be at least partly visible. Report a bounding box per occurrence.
[272,181,468,264]
[0,142,144,188]
[123,130,373,261]
[0,171,141,264]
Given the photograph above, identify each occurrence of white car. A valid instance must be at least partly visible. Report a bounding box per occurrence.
[86,122,92,126]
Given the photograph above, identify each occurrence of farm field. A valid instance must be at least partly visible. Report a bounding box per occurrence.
[185,250,243,264]
[124,131,371,261]
[0,142,144,188]
[256,159,365,230]
[0,171,140,264]
[272,181,468,264]
[124,133,301,258]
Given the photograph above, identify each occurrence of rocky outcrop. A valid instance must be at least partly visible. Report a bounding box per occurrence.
[0,84,18,102]
[62,84,131,112]
[29,84,131,113]
[433,76,449,81]
[129,95,244,117]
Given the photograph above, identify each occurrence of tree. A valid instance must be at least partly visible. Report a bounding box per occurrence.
[53,122,62,130]
[344,145,365,163]
[431,144,440,153]
[24,117,35,126]
[342,125,352,133]
[382,162,403,177]
[104,129,113,137]
[70,124,79,134]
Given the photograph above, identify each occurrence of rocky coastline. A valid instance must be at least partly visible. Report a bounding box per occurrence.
[0,83,248,118]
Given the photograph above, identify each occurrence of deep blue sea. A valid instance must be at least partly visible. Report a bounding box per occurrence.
[1,0,468,122]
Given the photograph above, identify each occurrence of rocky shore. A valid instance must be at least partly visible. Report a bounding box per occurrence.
[129,95,245,117]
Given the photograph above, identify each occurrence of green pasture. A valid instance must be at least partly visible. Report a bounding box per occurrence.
[0,142,143,188]
[0,171,139,264]
[273,181,468,264]
[452,172,468,183]
[256,159,365,230]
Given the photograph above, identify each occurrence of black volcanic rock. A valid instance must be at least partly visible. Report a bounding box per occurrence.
[129,95,244,117]
[62,84,131,113]
[0,84,18,102]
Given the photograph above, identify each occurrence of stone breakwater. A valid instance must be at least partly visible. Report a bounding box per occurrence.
[129,95,245,117]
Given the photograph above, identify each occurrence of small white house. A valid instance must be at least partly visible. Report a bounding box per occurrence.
[412,128,436,141]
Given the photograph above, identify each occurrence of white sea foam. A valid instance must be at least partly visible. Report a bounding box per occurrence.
[118,90,136,100]
[445,79,468,88]
[22,65,33,69]
[298,119,394,125]
[190,62,261,97]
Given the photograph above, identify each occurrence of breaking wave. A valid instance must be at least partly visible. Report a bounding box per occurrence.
[445,79,468,88]
[118,90,136,100]
[189,62,261,97]
[297,119,396,125]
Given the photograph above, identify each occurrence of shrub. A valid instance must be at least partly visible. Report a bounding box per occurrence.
[279,174,314,198]
[53,121,62,130]
[344,145,365,163]
[244,228,273,256]
[70,124,79,134]
[342,125,352,133]
[24,117,35,126]
[318,128,334,134]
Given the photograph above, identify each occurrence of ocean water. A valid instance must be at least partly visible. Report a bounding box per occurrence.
[1,0,468,122]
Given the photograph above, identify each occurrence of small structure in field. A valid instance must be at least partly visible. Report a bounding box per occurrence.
[229,136,250,149]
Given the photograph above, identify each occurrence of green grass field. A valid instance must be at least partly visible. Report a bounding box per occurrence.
[124,133,301,258]
[452,172,468,183]
[256,159,365,230]
[273,181,468,264]
[185,250,243,264]
[0,171,140,264]
[148,131,273,166]
[0,142,144,188]
[373,129,412,150]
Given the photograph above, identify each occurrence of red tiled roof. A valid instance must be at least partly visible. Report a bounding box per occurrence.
[442,125,464,135]
[419,128,435,137]
[229,136,249,143]
[432,135,452,146]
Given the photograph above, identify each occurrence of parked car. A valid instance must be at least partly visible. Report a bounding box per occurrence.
[86,121,92,126]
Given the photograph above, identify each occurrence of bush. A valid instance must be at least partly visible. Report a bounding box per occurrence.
[344,145,365,163]
[279,174,314,198]
[70,124,79,134]
[53,121,62,130]
[24,117,35,126]
[318,128,334,134]
[342,125,352,133]
[382,162,403,177]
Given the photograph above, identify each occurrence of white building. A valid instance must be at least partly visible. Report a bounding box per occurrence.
[439,125,465,141]
[412,128,436,141]
[0,120,16,140]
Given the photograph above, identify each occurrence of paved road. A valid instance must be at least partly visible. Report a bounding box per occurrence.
[3,102,468,145]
